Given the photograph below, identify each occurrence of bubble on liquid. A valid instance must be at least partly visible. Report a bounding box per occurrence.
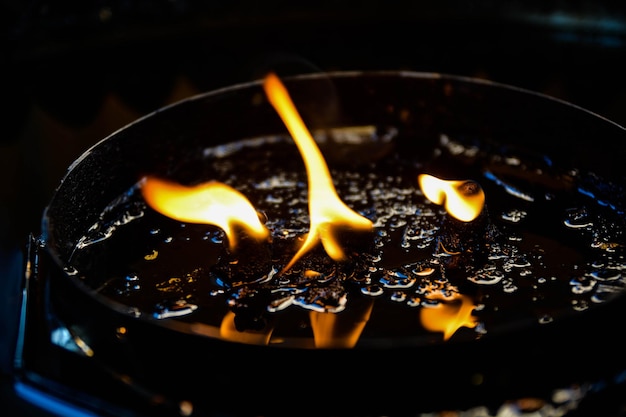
[379,269,416,289]
[407,295,421,307]
[388,216,408,230]
[487,243,509,260]
[412,265,435,276]
[538,314,554,324]
[390,291,407,302]
[421,297,441,308]
[501,209,527,223]
[292,287,347,313]
[587,269,621,281]
[502,280,518,293]
[505,255,531,269]
[361,285,384,296]
[153,299,198,319]
[563,207,593,229]
[365,253,382,264]
[571,299,590,312]
[590,239,619,252]
[591,284,624,303]
[468,269,505,285]
[64,266,79,276]
[402,217,438,249]
[124,272,141,291]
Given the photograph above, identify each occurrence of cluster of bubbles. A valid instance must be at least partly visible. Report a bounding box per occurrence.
[67,130,625,337]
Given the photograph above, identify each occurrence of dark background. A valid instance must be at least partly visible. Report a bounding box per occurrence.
[2,1,626,416]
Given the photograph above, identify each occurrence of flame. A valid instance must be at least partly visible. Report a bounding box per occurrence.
[263,72,373,271]
[309,300,374,348]
[420,293,477,341]
[418,174,485,222]
[140,176,269,251]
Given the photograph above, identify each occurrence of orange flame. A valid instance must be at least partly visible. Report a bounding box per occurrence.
[263,72,373,272]
[420,293,477,341]
[418,174,485,222]
[140,176,269,251]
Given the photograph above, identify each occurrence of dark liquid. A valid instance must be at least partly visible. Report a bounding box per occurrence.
[68,127,626,348]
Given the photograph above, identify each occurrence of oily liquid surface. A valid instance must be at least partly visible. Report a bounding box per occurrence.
[67,128,626,347]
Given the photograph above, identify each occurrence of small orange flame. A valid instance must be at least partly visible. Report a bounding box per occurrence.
[420,293,477,341]
[140,176,269,251]
[418,174,485,222]
[263,72,373,272]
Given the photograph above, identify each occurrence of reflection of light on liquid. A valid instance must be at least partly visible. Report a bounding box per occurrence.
[309,300,374,348]
[219,311,274,345]
[263,72,373,272]
[141,177,269,251]
[420,294,478,340]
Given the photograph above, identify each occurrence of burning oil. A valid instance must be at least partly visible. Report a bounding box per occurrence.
[67,128,626,347]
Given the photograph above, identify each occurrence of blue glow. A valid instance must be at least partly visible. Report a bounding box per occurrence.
[14,381,101,417]
[577,187,596,199]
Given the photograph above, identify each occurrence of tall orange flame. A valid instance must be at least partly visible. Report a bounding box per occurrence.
[418,174,485,222]
[420,293,477,340]
[263,72,373,272]
[141,176,269,251]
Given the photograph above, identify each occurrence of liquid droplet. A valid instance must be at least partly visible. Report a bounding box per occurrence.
[153,299,198,319]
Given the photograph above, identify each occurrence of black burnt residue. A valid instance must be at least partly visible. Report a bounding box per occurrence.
[434,204,503,276]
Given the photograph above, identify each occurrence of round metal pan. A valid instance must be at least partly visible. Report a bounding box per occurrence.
[39,71,626,416]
